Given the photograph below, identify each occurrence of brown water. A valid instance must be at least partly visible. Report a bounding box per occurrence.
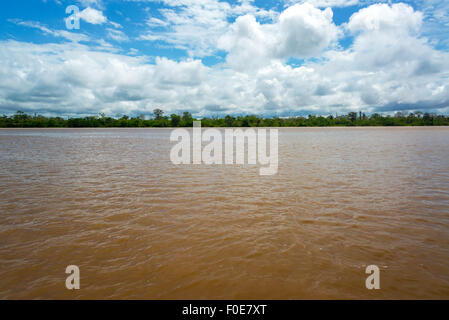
[0,127,448,299]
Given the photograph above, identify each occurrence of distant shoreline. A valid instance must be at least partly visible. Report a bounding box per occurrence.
[2,110,448,128]
[2,126,449,129]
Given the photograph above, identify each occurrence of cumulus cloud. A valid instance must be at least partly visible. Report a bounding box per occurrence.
[276,4,338,58]
[137,0,277,57]
[0,41,220,116]
[218,3,339,70]
[317,3,449,112]
[1,2,449,116]
[78,7,107,25]
[347,3,422,34]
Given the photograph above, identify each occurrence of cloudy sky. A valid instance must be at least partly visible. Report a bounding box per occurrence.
[0,0,448,117]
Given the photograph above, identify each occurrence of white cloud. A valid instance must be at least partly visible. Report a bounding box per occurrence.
[78,0,103,8]
[147,17,169,27]
[1,2,449,117]
[106,28,129,42]
[9,19,90,43]
[78,7,107,25]
[286,0,360,8]
[137,0,277,57]
[347,3,423,34]
[276,4,338,57]
[218,3,339,70]
[418,0,449,48]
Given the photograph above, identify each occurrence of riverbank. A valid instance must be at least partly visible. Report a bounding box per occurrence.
[2,111,449,128]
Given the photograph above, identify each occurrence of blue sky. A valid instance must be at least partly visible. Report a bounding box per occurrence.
[0,0,359,64]
[0,0,448,117]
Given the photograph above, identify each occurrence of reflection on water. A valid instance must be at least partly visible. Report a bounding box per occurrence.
[0,127,448,299]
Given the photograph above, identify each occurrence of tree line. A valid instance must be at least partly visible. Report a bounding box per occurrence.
[1,109,448,128]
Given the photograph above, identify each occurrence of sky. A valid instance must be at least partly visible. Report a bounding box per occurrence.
[0,0,448,117]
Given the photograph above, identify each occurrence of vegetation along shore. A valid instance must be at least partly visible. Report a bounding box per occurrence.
[1,109,449,127]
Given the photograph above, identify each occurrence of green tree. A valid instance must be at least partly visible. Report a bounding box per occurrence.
[2,110,449,128]
[224,115,235,127]
[170,114,181,127]
[153,108,164,120]
[348,112,357,122]
[182,111,193,126]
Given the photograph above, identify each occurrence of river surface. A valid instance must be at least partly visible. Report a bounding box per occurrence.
[0,127,448,299]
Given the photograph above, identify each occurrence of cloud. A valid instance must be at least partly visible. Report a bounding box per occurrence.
[347,3,422,34]
[8,19,90,42]
[218,3,339,70]
[78,7,107,25]
[1,2,449,117]
[106,28,129,42]
[285,0,360,8]
[418,0,449,48]
[276,4,339,57]
[78,0,103,8]
[137,0,277,57]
